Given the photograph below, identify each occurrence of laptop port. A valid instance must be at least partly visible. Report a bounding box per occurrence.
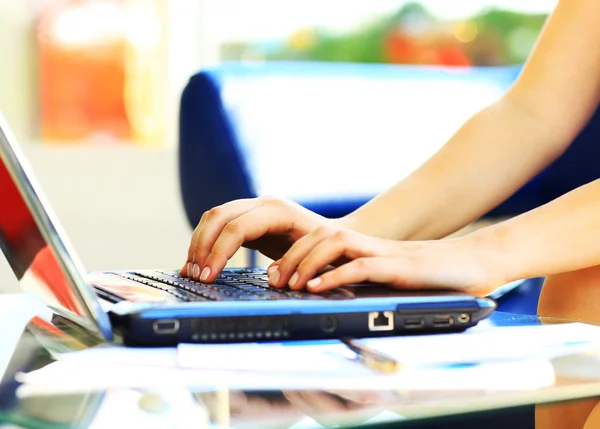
[457,313,471,324]
[152,319,180,335]
[368,311,394,331]
[320,315,338,333]
[433,315,454,328]
[404,318,425,329]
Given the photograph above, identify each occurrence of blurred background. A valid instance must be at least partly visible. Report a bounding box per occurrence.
[0,0,555,292]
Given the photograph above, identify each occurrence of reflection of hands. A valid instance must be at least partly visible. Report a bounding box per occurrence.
[282,390,385,427]
[198,390,304,426]
[197,390,388,428]
[180,197,337,282]
[267,228,494,296]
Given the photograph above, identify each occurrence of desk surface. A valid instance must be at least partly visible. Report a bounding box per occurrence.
[2,293,600,429]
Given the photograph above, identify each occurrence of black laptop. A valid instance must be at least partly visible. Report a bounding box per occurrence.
[0,113,496,346]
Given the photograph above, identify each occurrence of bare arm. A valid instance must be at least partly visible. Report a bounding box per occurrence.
[468,179,600,286]
[342,0,600,241]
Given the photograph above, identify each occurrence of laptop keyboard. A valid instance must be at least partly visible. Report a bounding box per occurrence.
[114,268,352,302]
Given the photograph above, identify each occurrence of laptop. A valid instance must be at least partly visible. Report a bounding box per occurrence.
[0,113,496,346]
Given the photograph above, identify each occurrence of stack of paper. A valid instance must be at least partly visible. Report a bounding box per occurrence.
[356,322,600,366]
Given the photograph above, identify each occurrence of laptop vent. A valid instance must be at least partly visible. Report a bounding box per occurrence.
[191,316,290,342]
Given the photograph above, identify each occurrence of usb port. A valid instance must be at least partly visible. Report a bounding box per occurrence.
[368,311,394,331]
[152,319,180,335]
[433,315,454,327]
[404,318,425,329]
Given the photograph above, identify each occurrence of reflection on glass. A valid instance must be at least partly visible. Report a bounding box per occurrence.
[197,389,395,428]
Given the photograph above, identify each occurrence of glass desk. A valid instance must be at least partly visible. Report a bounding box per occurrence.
[2,293,600,429]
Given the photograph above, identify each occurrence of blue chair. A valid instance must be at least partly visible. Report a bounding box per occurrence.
[178,61,520,226]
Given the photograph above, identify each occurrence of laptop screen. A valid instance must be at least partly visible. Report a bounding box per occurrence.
[0,114,112,341]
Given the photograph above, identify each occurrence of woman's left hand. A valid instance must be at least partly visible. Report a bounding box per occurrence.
[267,226,501,296]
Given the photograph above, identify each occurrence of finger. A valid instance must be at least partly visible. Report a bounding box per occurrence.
[192,198,261,264]
[326,390,384,404]
[179,262,188,277]
[267,260,280,276]
[183,208,216,277]
[189,198,265,278]
[292,231,384,290]
[299,391,348,413]
[186,211,208,263]
[297,391,354,427]
[273,226,335,288]
[282,391,347,421]
[201,203,295,283]
[282,391,317,416]
[182,212,208,277]
[306,257,407,293]
[304,391,381,424]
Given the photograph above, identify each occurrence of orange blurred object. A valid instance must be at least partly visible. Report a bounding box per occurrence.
[37,0,131,143]
[385,30,471,67]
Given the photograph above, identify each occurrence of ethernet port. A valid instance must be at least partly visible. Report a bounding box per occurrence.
[368,311,394,331]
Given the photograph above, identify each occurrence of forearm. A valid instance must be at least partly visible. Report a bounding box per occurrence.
[467,179,600,285]
[342,97,568,240]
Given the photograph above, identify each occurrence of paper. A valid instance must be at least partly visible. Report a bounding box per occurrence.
[17,356,555,396]
[55,344,179,368]
[53,341,362,373]
[177,342,360,373]
[357,322,600,367]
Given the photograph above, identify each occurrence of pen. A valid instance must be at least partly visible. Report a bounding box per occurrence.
[341,338,401,374]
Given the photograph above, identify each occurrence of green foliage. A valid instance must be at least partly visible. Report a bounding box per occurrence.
[258,3,548,66]
[472,8,547,64]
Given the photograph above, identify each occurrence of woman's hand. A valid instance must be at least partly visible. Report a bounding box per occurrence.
[180,196,342,283]
[268,227,500,296]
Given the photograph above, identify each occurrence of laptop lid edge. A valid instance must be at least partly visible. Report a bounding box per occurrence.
[0,113,113,342]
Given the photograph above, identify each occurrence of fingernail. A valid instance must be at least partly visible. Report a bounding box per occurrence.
[267,265,278,275]
[200,266,211,282]
[289,272,299,288]
[193,264,200,279]
[270,270,280,286]
[307,277,322,289]
[187,262,193,277]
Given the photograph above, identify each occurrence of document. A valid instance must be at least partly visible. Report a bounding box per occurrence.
[355,322,600,367]
[177,341,359,373]
[17,356,555,395]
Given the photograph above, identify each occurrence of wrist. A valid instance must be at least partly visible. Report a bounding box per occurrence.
[333,212,363,232]
[334,211,413,240]
[458,227,515,290]
[333,212,386,239]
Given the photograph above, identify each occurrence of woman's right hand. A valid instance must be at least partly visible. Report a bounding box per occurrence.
[179,196,339,283]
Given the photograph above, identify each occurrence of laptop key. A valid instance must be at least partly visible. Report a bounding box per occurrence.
[212,281,287,300]
[246,275,269,280]
[116,273,216,302]
[129,270,348,301]
[137,271,262,300]
[219,273,245,278]
[171,280,240,301]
